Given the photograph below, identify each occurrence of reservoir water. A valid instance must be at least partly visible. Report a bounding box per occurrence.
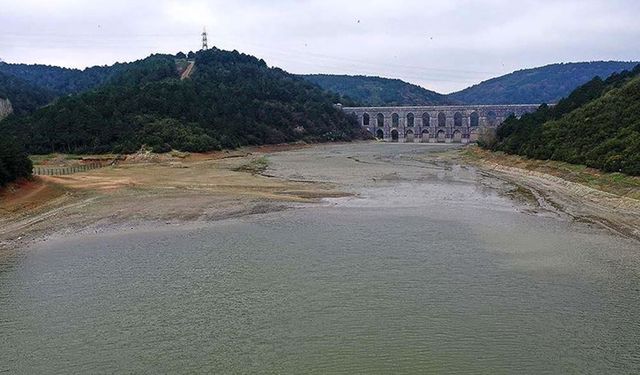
[1,144,639,373]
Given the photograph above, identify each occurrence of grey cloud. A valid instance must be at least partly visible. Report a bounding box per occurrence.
[1,0,638,93]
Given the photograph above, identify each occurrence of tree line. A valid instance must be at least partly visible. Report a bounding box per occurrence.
[485,65,640,175]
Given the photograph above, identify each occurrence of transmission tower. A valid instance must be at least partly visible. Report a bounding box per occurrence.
[201,27,208,50]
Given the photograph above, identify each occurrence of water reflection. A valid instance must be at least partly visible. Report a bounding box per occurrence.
[1,144,638,374]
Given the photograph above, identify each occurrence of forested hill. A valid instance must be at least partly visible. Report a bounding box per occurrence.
[0,61,123,95]
[488,64,640,175]
[1,49,362,154]
[0,71,57,115]
[449,61,639,105]
[302,74,453,106]
[302,63,639,106]
[0,60,133,116]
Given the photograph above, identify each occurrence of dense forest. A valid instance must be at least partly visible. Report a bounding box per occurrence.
[487,65,640,175]
[0,61,123,95]
[0,72,57,115]
[0,57,189,117]
[449,61,639,105]
[0,59,153,116]
[0,134,32,187]
[303,74,453,106]
[0,50,363,154]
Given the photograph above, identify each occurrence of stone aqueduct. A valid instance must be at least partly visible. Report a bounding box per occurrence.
[343,104,540,143]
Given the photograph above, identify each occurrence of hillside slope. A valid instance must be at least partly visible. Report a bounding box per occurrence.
[0,62,122,96]
[302,74,453,106]
[449,61,638,104]
[449,61,639,104]
[1,50,361,154]
[489,65,640,175]
[0,71,57,116]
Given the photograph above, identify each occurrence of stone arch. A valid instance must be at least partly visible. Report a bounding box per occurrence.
[487,111,497,126]
[406,113,415,127]
[436,129,446,143]
[438,112,446,127]
[392,113,400,127]
[454,112,463,127]
[421,129,429,143]
[391,129,399,142]
[363,113,370,126]
[376,129,384,140]
[452,130,462,143]
[422,112,430,127]
[470,111,479,127]
[377,113,385,127]
[405,129,415,143]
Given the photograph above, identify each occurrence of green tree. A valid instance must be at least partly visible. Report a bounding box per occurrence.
[0,134,32,186]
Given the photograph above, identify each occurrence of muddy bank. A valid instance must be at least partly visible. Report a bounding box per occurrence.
[464,147,640,241]
[264,143,640,242]
[2,142,639,255]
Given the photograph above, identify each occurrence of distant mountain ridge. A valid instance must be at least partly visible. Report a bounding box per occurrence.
[302,74,455,106]
[304,62,639,107]
[448,61,640,104]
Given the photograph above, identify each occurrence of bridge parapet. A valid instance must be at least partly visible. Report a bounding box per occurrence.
[343,104,541,143]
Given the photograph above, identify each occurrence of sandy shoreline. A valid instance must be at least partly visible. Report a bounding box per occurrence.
[0,143,351,254]
[2,142,639,255]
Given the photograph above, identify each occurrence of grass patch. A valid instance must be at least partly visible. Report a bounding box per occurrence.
[170,150,190,159]
[234,156,270,175]
[29,154,82,164]
[506,185,539,205]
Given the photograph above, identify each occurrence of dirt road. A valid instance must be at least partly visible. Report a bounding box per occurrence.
[180,61,195,80]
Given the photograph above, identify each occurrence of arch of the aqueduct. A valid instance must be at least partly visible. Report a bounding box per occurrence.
[343,104,540,143]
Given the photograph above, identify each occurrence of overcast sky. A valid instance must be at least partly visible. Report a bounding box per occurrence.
[1,0,639,93]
